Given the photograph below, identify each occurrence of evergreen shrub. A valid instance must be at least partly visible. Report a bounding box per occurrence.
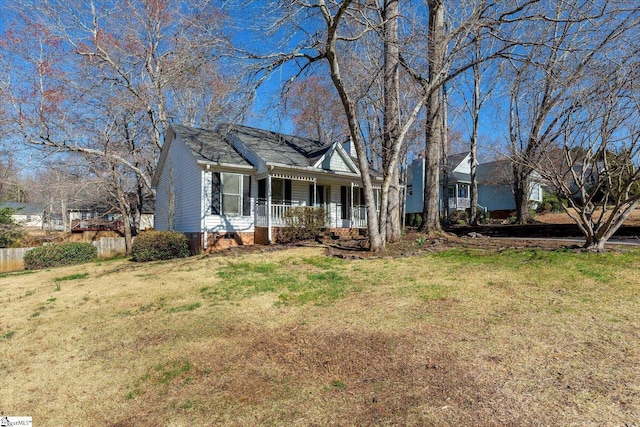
[131,231,189,262]
[24,243,97,270]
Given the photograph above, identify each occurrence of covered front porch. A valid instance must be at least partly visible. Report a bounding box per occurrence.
[255,202,369,229]
[253,172,379,237]
[443,182,471,213]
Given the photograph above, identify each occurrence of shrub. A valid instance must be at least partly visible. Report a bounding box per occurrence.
[406,213,423,228]
[279,206,326,243]
[131,231,189,262]
[24,243,97,270]
[448,210,468,225]
[0,207,24,248]
[536,190,565,214]
[474,208,489,224]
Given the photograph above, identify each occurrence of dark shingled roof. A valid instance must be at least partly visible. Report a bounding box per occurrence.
[0,202,44,215]
[172,124,252,167]
[447,152,469,168]
[449,171,471,183]
[476,159,512,185]
[221,124,333,168]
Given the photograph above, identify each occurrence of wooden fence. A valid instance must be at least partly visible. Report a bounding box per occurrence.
[0,237,128,273]
[0,247,35,273]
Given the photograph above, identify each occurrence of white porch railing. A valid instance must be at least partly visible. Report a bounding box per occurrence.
[255,202,373,229]
[332,204,372,229]
[448,197,470,210]
[255,203,324,227]
[350,205,368,228]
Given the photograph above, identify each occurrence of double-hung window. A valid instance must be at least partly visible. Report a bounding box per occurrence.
[212,172,251,216]
[222,173,241,215]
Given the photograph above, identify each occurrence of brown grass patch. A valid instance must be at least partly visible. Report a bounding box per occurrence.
[1,246,638,426]
[536,207,640,226]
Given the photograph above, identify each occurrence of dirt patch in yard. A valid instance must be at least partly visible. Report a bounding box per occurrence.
[322,231,586,260]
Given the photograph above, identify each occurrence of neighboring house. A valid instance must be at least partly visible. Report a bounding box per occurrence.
[405,154,544,218]
[139,196,155,231]
[0,202,45,228]
[476,159,543,217]
[67,193,154,233]
[68,202,123,233]
[152,123,383,249]
[406,153,474,216]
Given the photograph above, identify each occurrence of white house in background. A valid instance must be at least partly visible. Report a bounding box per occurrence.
[0,202,45,228]
[152,124,382,249]
[405,154,544,218]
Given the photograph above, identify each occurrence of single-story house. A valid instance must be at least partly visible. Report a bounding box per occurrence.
[406,154,543,218]
[0,202,45,228]
[152,124,383,249]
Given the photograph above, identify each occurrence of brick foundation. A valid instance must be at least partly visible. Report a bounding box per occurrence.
[206,232,255,251]
[254,227,270,245]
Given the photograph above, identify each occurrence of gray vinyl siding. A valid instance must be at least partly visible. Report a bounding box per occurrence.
[406,158,425,214]
[291,181,310,205]
[477,184,516,211]
[322,150,352,173]
[328,185,342,226]
[154,136,203,232]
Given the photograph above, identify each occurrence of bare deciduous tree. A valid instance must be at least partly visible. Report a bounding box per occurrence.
[530,53,640,251]
[283,75,348,144]
[506,0,638,224]
[0,0,242,243]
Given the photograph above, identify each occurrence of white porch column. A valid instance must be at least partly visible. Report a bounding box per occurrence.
[454,183,459,210]
[313,179,317,206]
[350,182,354,225]
[267,174,272,243]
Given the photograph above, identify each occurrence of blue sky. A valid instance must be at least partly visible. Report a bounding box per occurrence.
[0,0,509,176]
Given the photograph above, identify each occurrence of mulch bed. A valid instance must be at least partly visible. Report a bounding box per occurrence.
[205,230,594,260]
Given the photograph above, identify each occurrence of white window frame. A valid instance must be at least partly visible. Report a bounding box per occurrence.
[221,172,242,216]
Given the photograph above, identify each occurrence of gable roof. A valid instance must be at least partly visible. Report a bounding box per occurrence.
[447,152,470,169]
[0,202,44,215]
[173,124,252,167]
[476,159,512,185]
[221,124,334,169]
[153,123,382,189]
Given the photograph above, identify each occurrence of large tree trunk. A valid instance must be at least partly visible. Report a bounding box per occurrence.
[512,165,530,224]
[383,0,401,243]
[324,29,384,251]
[469,56,480,225]
[420,0,445,233]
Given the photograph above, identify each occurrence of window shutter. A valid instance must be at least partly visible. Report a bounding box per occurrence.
[211,172,221,215]
[284,179,292,205]
[243,176,251,216]
[340,186,348,219]
[258,179,266,201]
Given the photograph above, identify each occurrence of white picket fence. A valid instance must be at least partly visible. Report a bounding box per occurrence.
[0,237,127,273]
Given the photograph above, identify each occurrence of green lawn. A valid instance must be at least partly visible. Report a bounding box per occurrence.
[1,246,638,426]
